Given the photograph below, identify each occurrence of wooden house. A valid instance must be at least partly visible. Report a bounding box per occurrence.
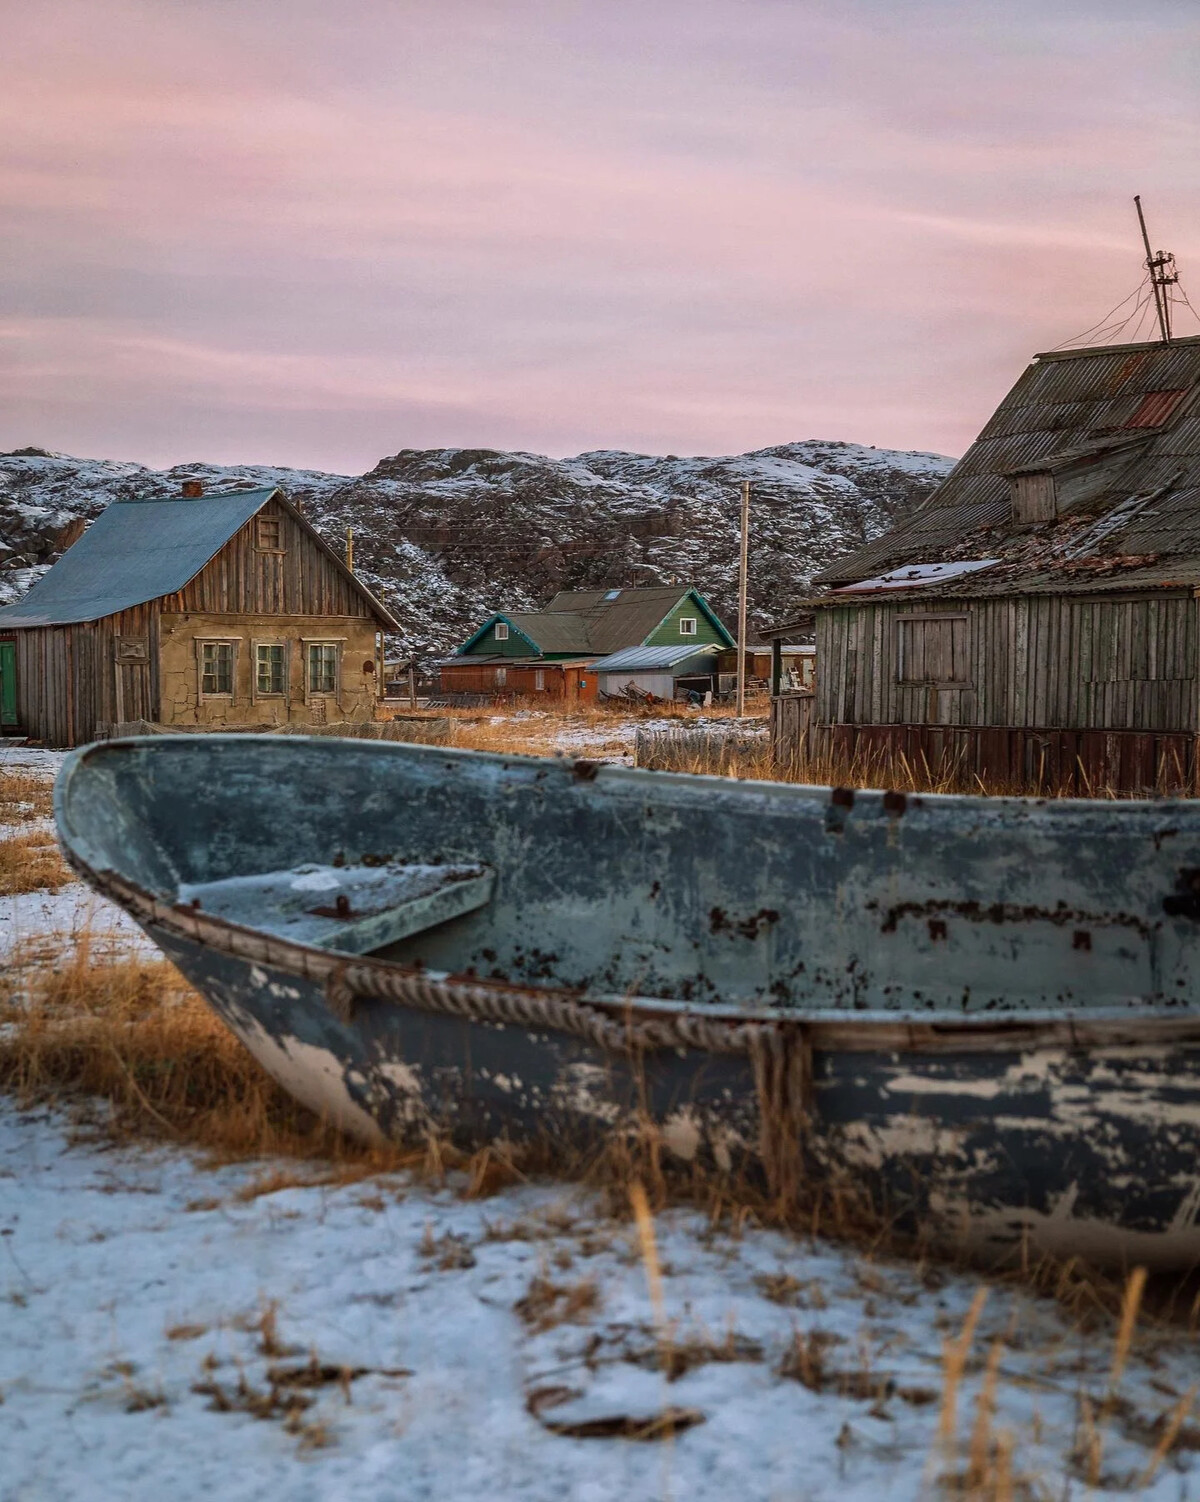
[0,482,398,747]
[764,334,1200,791]
[441,586,735,701]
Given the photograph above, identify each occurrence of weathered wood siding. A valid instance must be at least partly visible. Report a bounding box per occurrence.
[10,500,381,746]
[13,603,159,746]
[163,499,371,619]
[816,594,1199,732]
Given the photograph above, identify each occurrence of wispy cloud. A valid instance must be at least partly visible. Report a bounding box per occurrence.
[2,0,1197,470]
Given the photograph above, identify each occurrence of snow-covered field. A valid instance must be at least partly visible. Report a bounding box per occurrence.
[5,745,1200,1499]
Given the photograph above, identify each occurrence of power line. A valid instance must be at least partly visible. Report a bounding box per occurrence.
[1051,279,1148,350]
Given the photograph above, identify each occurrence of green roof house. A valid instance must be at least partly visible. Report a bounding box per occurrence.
[454,586,735,660]
[441,586,735,701]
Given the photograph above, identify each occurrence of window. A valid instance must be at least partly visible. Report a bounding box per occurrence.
[256,642,286,696]
[494,621,509,641]
[678,617,697,636]
[896,615,970,686]
[307,642,339,695]
[200,641,235,696]
[495,667,507,686]
[256,515,283,551]
[534,669,545,691]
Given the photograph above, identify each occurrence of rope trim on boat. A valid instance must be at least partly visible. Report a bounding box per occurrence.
[82,864,781,1060]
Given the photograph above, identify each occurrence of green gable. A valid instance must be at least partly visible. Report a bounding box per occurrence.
[644,590,734,649]
[454,588,734,659]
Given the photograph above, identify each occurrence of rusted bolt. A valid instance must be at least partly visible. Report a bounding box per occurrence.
[882,790,907,816]
[831,787,855,809]
[573,759,600,782]
[335,893,351,918]
[1073,929,1091,951]
[927,918,947,942]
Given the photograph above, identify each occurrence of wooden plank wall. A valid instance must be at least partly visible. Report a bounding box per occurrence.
[816,593,1198,733]
[164,500,371,618]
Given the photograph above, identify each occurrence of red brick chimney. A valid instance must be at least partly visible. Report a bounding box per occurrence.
[181,480,204,498]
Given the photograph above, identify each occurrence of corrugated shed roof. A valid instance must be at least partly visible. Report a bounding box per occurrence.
[590,644,720,672]
[0,489,277,626]
[816,334,1200,593]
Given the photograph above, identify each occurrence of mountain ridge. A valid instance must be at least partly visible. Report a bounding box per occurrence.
[0,440,955,661]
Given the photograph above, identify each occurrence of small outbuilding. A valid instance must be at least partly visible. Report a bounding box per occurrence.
[590,643,721,702]
[0,482,398,746]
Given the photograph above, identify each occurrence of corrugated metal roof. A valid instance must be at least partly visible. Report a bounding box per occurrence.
[817,334,1200,592]
[0,487,400,630]
[590,644,720,672]
[0,488,277,626]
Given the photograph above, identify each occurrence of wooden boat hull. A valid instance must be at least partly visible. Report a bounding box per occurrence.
[56,734,1200,1271]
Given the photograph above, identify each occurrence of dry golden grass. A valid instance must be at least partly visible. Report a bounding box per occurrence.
[0,767,55,824]
[637,732,1166,801]
[0,828,74,896]
[0,929,408,1169]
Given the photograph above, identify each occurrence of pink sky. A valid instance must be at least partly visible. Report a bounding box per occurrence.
[2,0,1198,472]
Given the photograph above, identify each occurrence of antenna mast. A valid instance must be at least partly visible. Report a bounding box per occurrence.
[1134,195,1178,344]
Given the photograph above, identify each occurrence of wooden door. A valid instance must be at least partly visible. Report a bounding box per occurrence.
[0,640,16,727]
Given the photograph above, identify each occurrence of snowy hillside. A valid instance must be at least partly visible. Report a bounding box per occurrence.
[0,442,953,661]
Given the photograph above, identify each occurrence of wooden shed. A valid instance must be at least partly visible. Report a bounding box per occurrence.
[0,483,398,747]
[765,334,1200,792]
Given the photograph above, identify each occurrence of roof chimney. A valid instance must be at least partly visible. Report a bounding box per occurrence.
[181,480,204,498]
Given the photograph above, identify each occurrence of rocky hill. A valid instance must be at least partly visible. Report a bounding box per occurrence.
[0,441,954,661]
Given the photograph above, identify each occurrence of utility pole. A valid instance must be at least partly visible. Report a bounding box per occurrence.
[736,479,750,719]
[345,527,355,572]
[1135,195,1178,344]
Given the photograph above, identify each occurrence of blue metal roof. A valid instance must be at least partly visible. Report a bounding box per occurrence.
[589,644,720,673]
[0,488,279,626]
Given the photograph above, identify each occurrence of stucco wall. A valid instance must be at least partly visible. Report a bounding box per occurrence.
[158,613,380,728]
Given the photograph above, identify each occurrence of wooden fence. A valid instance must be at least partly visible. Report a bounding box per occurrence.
[634,724,769,777]
[769,694,1197,795]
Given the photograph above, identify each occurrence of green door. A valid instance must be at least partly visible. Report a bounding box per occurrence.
[0,641,17,728]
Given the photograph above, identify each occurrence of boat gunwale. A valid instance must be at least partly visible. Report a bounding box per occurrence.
[58,850,1200,1060]
[55,735,1200,1058]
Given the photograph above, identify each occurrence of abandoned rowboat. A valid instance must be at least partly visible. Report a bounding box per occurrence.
[56,733,1200,1271]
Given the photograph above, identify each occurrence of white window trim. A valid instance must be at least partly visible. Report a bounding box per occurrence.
[678,617,697,636]
[196,637,241,702]
[495,666,507,686]
[534,668,545,691]
[251,638,289,701]
[301,637,344,705]
[494,621,510,641]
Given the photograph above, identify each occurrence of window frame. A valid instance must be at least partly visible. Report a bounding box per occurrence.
[300,636,345,704]
[895,612,972,689]
[494,621,510,641]
[252,638,288,700]
[495,666,507,686]
[678,616,697,637]
[196,637,240,701]
[534,668,545,691]
[255,515,284,553]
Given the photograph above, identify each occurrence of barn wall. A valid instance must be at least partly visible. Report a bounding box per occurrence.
[816,594,1198,732]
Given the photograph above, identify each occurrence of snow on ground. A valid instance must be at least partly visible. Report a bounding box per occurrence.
[5,1103,1200,1502]
[0,746,150,962]
[472,710,769,762]
[5,742,1200,1498]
